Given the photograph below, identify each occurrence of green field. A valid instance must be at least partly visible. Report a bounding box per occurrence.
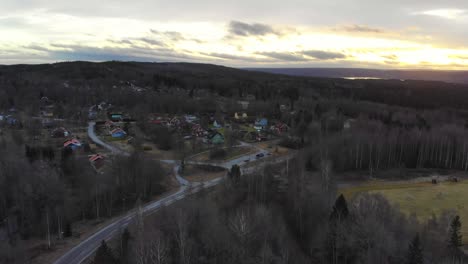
[341,180,468,239]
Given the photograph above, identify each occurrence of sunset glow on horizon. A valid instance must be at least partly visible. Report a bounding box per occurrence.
[2,0,468,69]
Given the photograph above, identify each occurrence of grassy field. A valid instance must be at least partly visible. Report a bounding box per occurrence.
[341,180,468,239]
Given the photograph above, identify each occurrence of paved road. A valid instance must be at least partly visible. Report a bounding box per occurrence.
[53,123,282,264]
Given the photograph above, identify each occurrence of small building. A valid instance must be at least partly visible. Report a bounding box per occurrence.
[213,120,222,129]
[191,124,206,137]
[254,118,268,131]
[89,154,105,169]
[208,132,224,145]
[41,111,54,118]
[271,123,289,135]
[104,121,115,130]
[184,115,198,123]
[64,139,82,150]
[108,113,123,122]
[110,128,127,138]
[52,127,70,138]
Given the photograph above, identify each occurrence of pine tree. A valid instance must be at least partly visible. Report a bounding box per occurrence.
[407,234,423,264]
[449,215,462,249]
[93,240,117,264]
[229,164,241,183]
[330,194,349,222]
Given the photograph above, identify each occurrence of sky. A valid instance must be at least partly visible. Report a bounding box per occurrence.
[2,0,468,69]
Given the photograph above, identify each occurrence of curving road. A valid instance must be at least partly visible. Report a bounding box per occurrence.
[53,122,275,264]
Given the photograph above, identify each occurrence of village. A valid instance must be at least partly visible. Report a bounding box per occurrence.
[0,92,298,179]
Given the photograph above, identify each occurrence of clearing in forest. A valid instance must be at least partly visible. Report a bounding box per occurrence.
[341,180,468,240]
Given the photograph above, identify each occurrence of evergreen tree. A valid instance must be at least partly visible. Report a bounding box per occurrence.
[330,194,349,222]
[407,234,423,264]
[228,164,241,183]
[449,215,462,249]
[93,240,117,264]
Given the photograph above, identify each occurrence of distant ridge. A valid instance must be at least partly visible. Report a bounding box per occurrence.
[246,68,468,84]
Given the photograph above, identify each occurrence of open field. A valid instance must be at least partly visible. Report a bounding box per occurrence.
[341,179,468,240]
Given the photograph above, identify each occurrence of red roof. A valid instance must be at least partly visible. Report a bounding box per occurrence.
[64,138,81,147]
[111,128,125,134]
[89,154,104,162]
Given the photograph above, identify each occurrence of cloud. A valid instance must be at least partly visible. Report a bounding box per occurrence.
[137,37,164,46]
[340,24,383,33]
[302,50,347,60]
[26,43,203,63]
[108,39,134,45]
[257,52,307,62]
[412,9,467,20]
[202,52,268,62]
[228,21,277,37]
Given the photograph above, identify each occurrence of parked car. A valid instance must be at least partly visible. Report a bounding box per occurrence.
[256,153,265,159]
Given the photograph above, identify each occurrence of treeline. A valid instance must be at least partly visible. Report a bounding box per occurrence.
[305,119,468,174]
[95,162,466,264]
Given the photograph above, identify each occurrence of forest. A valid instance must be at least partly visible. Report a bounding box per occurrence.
[1,61,468,263]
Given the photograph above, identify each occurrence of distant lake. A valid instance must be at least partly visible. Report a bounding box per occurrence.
[342,76,382,80]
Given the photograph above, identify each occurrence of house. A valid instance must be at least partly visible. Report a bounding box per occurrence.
[271,123,289,135]
[41,111,54,118]
[64,139,82,150]
[52,127,70,138]
[208,132,224,145]
[104,121,115,130]
[184,115,198,123]
[213,120,222,129]
[256,133,268,142]
[108,112,123,122]
[0,115,4,121]
[191,124,206,137]
[150,117,168,126]
[89,154,105,169]
[254,118,268,131]
[169,117,182,128]
[110,128,127,138]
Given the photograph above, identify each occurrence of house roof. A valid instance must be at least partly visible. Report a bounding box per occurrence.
[89,154,104,162]
[111,128,126,134]
[64,138,81,147]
